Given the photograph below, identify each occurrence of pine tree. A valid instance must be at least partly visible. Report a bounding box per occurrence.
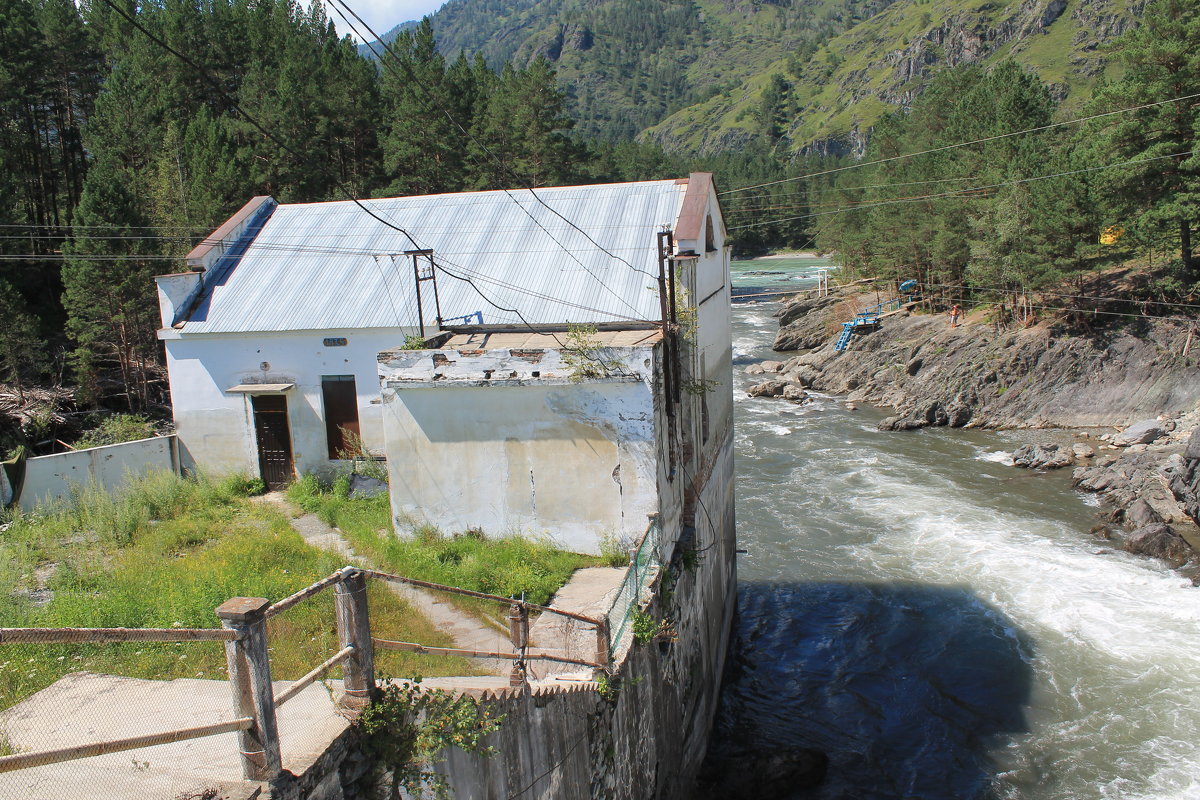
[1090,0,1200,285]
[61,162,160,409]
[379,18,466,195]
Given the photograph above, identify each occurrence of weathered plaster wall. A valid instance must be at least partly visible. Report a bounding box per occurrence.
[161,328,415,479]
[378,345,659,554]
[18,436,177,511]
[431,432,737,800]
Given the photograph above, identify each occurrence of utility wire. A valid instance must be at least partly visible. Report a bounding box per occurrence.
[94,0,426,255]
[102,0,663,349]
[326,0,660,306]
[719,91,1200,196]
[728,149,1196,230]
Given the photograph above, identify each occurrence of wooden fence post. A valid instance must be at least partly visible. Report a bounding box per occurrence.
[216,597,282,782]
[508,602,528,687]
[334,569,376,707]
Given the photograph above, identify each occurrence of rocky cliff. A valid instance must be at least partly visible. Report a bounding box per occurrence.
[758,285,1200,572]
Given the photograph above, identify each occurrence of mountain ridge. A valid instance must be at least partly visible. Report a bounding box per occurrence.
[363,0,1141,154]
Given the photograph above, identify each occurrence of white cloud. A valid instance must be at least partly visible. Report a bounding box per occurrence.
[324,0,448,41]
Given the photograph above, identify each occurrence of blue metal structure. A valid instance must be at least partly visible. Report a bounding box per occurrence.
[834,287,920,352]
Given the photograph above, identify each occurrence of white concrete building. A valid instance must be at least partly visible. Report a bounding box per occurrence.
[374,174,733,556]
[156,176,729,500]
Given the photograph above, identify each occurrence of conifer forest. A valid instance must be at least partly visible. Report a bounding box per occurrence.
[0,0,1198,452]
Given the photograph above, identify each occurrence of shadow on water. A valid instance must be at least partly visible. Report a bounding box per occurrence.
[702,580,1034,800]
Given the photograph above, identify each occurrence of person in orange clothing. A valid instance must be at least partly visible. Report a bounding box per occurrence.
[949,304,962,327]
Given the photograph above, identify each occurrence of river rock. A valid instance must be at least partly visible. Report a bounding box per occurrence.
[1186,428,1200,460]
[878,415,925,431]
[745,363,766,375]
[1124,522,1193,564]
[788,364,822,388]
[1115,419,1165,446]
[748,380,788,398]
[1072,443,1095,460]
[1012,443,1074,470]
[1124,498,1163,529]
[946,402,973,428]
[760,360,784,373]
[782,384,808,403]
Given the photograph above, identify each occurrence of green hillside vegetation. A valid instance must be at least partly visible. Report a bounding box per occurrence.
[416,0,899,143]
[412,0,1138,154]
[811,0,1200,299]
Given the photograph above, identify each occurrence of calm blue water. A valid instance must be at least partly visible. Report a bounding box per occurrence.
[716,259,1200,799]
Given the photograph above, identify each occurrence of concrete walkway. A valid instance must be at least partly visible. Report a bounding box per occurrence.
[0,671,345,800]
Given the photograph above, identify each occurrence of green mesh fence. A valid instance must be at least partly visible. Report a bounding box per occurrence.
[604,519,661,656]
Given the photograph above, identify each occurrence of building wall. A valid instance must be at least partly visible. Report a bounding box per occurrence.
[378,345,659,554]
[428,429,737,800]
[162,328,415,479]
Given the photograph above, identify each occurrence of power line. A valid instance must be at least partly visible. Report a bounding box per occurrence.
[718,91,1200,196]
[325,0,659,308]
[726,173,989,206]
[101,0,661,336]
[727,149,1195,230]
[95,0,426,252]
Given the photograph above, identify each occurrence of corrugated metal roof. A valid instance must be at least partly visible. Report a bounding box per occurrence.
[179,180,687,334]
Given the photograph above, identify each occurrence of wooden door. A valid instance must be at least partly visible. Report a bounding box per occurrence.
[252,395,294,489]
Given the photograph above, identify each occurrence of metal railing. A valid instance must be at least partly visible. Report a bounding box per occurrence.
[0,564,613,785]
[604,519,662,653]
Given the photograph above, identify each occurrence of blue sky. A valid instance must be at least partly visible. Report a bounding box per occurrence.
[325,0,448,40]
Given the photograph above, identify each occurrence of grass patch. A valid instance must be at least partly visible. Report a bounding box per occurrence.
[0,471,471,712]
[287,476,596,609]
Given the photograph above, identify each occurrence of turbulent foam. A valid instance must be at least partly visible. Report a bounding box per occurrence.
[722,292,1200,800]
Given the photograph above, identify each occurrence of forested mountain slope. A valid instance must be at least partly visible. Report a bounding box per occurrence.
[392,0,1139,153]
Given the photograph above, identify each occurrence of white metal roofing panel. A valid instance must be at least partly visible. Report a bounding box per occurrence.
[180,180,686,334]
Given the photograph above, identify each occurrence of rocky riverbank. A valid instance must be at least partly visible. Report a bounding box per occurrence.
[753,285,1200,572]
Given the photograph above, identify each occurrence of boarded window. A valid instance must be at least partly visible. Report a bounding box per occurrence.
[705,214,717,252]
[322,375,360,458]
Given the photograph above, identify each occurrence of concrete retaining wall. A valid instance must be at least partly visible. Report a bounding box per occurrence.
[431,430,737,799]
[17,436,178,511]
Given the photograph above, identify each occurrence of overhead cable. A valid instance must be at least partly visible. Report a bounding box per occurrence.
[719,91,1200,196]
[727,149,1196,230]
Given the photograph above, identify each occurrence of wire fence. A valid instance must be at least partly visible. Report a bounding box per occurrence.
[604,519,662,655]
[1,548,644,798]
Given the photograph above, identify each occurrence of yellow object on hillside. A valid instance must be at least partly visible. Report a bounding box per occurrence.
[1100,225,1126,245]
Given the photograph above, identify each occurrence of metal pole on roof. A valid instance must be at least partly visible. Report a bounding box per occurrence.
[406,249,434,339]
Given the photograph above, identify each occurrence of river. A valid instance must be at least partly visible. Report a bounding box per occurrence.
[713,258,1200,799]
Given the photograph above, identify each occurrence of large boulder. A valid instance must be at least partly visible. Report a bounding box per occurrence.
[1124,497,1163,529]
[878,415,926,431]
[1115,419,1165,446]
[1186,427,1200,460]
[748,380,789,398]
[1012,443,1074,470]
[782,384,809,403]
[1124,523,1193,564]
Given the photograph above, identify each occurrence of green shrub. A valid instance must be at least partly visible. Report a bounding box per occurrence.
[74,414,157,449]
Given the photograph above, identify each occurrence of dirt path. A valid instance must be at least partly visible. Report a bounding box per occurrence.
[258,493,512,675]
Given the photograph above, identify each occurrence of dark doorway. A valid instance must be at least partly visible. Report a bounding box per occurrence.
[321,375,360,458]
[252,394,294,489]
